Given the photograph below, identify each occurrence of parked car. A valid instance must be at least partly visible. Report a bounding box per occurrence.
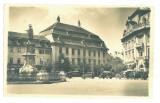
[71,71,81,77]
[99,71,112,79]
[134,71,148,80]
[66,71,81,78]
[81,72,94,79]
[124,70,135,79]
[66,71,72,78]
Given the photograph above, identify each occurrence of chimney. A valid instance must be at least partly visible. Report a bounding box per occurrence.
[57,16,60,23]
[78,20,81,27]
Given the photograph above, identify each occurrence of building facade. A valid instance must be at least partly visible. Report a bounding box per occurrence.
[40,17,109,72]
[8,31,52,72]
[121,7,150,71]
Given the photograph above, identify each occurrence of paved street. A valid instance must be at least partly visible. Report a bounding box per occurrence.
[6,77,148,96]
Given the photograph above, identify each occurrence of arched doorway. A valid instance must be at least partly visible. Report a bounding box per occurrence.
[139,64,144,71]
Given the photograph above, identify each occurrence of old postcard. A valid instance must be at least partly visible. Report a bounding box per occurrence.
[4,4,153,98]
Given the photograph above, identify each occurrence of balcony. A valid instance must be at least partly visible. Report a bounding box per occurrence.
[123,20,150,37]
[135,43,143,49]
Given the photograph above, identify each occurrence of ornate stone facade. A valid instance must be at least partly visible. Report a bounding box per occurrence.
[121,7,150,71]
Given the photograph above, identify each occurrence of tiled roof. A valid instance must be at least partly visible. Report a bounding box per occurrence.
[40,22,95,35]
[8,31,49,41]
[40,22,108,50]
[129,7,150,19]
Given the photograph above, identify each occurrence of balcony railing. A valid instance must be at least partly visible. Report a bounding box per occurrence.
[135,42,143,49]
[123,20,150,36]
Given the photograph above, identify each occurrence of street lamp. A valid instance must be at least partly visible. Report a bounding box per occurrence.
[40,57,44,70]
[81,39,85,79]
[61,59,64,71]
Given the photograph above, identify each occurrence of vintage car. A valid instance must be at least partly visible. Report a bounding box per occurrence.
[66,71,81,78]
[123,70,135,79]
[81,72,94,79]
[134,71,148,80]
[99,71,112,79]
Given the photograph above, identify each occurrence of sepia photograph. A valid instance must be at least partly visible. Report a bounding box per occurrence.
[4,4,152,97]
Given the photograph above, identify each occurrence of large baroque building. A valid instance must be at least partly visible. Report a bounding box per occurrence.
[39,17,109,71]
[121,7,150,71]
[8,31,52,72]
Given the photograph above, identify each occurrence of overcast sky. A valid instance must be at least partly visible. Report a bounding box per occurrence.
[8,5,136,53]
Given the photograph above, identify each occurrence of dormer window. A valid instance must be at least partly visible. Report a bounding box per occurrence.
[17,38,21,44]
[100,42,104,47]
[88,34,91,39]
[66,31,69,36]
[57,37,60,41]
[40,41,45,47]
[46,42,50,47]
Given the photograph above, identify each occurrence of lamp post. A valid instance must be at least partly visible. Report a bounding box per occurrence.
[81,39,85,79]
[40,57,44,70]
[61,59,64,71]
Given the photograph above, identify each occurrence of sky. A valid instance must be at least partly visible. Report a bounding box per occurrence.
[8,5,137,53]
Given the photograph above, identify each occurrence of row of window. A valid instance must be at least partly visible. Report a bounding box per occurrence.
[9,57,50,65]
[125,50,143,60]
[39,49,51,54]
[59,47,106,58]
[9,58,21,64]
[72,58,105,66]
[10,47,51,54]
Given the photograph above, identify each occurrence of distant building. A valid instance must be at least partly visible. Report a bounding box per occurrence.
[40,16,109,71]
[110,51,123,60]
[8,31,52,72]
[121,7,150,71]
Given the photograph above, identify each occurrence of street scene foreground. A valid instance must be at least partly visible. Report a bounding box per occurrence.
[6,77,148,96]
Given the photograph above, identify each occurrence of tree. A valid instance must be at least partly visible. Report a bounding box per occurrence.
[104,64,112,71]
[105,54,127,76]
[54,53,72,72]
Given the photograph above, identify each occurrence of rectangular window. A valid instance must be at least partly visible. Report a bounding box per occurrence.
[45,50,50,54]
[126,43,127,49]
[94,60,96,66]
[94,51,96,57]
[98,51,100,58]
[83,50,86,56]
[89,59,91,64]
[98,60,100,65]
[66,48,69,55]
[89,50,91,56]
[59,47,62,54]
[17,58,21,64]
[10,58,13,64]
[78,49,80,55]
[39,49,44,54]
[33,49,35,53]
[103,51,105,58]
[140,51,143,57]
[72,58,75,64]
[10,47,14,53]
[78,58,81,65]
[17,47,21,53]
[72,49,75,55]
